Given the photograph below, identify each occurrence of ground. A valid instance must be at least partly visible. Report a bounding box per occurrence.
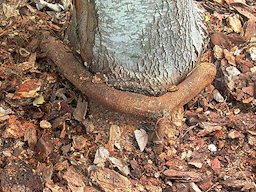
[0,0,255,191]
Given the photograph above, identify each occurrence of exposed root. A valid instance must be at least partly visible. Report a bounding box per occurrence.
[40,33,216,119]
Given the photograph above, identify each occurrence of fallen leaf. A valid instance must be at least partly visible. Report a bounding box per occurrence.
[107,125,121,152]
[248,46,256,61]
[63,166,86,192]
[134,129,148,152]
[198,122,223,136]
[45,182,65,192]
[211,157,222,172]
[0,106,14,122]
[93,147,110,167]
[72,135,87,150]
[90,167,133,192]
[244,19,256,41]
[248,135,256,146]
[227,14,242,33]
[163,169,203,182]
[213,45,224,59]
[24,127,37,147]
[188,161,203,169]
[211,32,232,49]
[230,3,256,20]
[2,115,36,138]
[224,49,236,65]
[2,3,19,19]
[242,86,254,96]
[73,96,88,122]
[15,79,42,98]
[35,135,54,162]
[108,157,130,176]
[228,129,245,138]
[33,94,45,106]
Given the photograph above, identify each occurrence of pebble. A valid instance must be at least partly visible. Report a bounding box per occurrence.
[249,47,256,61]
[40,120,52,129]
[213,89,225,103]
[208,144,217,152]
[226,66,241,77]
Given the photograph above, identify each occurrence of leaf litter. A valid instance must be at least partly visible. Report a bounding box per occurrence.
[0,0,255,191]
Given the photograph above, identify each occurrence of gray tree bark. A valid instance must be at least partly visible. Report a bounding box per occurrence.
[69,0,207,96]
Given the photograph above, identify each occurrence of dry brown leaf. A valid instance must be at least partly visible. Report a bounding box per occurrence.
[230,3,256,20]
[72,135,87,150]
[2,115,36,138]
[244,19,256,41]
[73,96,88,122]
[107,124,121,152]
[211,157,222,172]
[90,168,133,192]
[225,0,246,5]
[63,166,86,192]
[24,127,37,147]
[224,49,236,65]
[211,32,232,49]
[163,169,203,182]
[227,14,243,33]
[15,79,42,98]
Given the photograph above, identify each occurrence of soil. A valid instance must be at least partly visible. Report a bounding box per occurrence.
[0,0,255,191]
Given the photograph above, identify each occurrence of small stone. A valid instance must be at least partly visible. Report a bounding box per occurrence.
[213,89,225,103]
[208,144,217,152]
[181,150,193,160]
[250,66,256,73]
[226,66,241,77]
[249,47,256,61]
[233,108,241,114]
[40,120,52,129]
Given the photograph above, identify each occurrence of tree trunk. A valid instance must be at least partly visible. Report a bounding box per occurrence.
[69,0,207,96]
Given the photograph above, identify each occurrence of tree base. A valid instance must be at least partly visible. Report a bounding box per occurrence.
[40,32,216,119]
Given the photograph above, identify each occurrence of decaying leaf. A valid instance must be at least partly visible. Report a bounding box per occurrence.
[108,157,130,176]
[63,166,86,192]
[0,106,14,122]
[2,3,19,19]
[15,79,42,98]
[198,122,223,136]
[33,94,45,106]
[227,14,242,33]
[107,124,122,152]
[163,169,203,182]
[90,168,133,192]
[2,115,36,138]
[73,96,88,122]
[230,3,256,20]
[211,157,222,173]
[93,147,110,167]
